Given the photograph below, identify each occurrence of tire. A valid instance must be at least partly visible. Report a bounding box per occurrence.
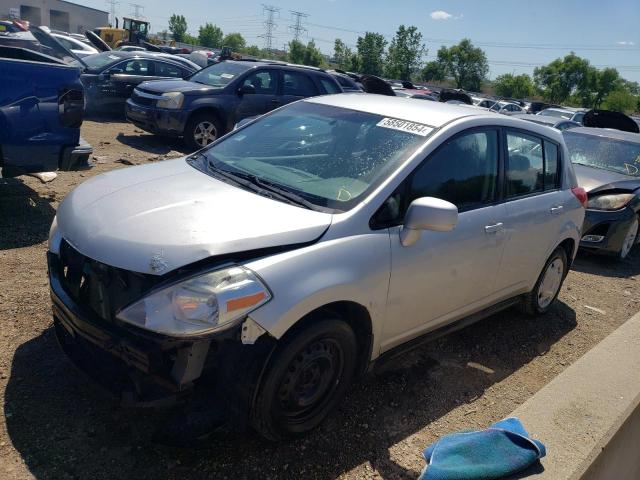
[617,216,639,260]
[184,113,222,151]
[251,318,357,441]
[521,247,568,316]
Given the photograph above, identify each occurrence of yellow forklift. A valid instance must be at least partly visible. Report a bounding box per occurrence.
[93,17,150,49]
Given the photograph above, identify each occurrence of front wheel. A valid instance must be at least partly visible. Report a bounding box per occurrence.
[184,113,222,151]
[522,247,568,316]
[251,318,357,441]
[617,216,638,260]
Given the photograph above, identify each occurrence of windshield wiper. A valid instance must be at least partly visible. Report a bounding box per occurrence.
[204,159,315,209]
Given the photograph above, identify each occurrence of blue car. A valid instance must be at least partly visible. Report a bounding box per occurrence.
[0,26,92,177]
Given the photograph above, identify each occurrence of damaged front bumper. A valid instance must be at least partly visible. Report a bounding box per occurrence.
[48,252,276,425]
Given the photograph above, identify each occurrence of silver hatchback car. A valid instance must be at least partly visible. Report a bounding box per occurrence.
[48,94,585,440]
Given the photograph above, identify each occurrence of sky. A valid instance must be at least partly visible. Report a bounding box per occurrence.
[79,0,640,81]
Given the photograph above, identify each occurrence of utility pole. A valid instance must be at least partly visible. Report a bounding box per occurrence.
[289,10,308,42]
[259,4,280,53]
[129,3,145,19]
[105,0,118,26]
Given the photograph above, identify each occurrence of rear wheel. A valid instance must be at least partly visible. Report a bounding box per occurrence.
[617,216,638,260]
[252,318,357,441]
[184,113,222,151]
[522,247,568,316]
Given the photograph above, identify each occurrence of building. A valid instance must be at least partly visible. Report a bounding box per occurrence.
[0,0,108,33]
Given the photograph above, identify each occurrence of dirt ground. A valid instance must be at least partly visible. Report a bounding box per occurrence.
[1,118,639,480]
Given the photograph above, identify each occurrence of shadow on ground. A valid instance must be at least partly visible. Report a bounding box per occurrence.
[5,302,576,480]
[572,246,640,279]
[116,131,189,156]
[0,178,56,250]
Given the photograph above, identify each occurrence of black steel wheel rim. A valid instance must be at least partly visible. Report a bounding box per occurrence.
[276,338,344,424]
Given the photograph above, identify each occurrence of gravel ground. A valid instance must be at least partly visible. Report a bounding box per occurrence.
[1,118,639,480]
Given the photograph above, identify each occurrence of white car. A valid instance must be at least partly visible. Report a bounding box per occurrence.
[489,100,526,115]
[48,94,586,440]
[51,33,99,58]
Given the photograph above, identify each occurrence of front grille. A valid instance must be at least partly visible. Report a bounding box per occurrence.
[57,240,161,322]
[130,90,155,107]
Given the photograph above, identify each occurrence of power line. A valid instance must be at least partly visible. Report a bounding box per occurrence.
[259,4,280,52]
[105,0,118,26]
[289,10,308,42]
[129,3,145,20]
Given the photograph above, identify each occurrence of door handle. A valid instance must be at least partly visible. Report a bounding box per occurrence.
[484,223,504,234]
[549,205,564,214]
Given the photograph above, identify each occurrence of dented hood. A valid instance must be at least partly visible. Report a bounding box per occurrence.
[56,158,332,275]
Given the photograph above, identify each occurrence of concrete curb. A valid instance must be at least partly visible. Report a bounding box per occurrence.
[511,310,640,479]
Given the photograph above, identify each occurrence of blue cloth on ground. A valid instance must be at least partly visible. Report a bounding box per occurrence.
[418,417,546,480]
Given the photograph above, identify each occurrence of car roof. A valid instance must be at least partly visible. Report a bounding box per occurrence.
[565,126,640,144]
[543,107,574,114]
[513,114,556,125]
[306,93,499,127]
[225,59,328,74]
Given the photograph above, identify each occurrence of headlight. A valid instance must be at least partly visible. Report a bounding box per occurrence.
[117,266,271,336]
[156,92,184,109]
[587,193,635,211]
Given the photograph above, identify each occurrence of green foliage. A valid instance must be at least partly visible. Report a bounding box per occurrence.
[333,39,353,70]
[303,40,323,67]
[183,33,198,45]
[288,39,305,64]
[222,32,246,52]
[384,25,425,80]
[602,89,638,114]
[244,45,262,57]
[198,23,223,49]
[434,39,488,91]
[168,14,187,43]
[533,52,592,104]
[356,32,387,76]
[493,73,535,99]
[421,61,445,82]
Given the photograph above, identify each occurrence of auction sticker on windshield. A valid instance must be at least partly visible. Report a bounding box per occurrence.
[377,118,433,136]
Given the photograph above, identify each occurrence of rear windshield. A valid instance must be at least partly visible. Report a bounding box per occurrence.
[564,131,640,177]
[188,61,252,88]
[539,109,572,119]
[191,102,432,211]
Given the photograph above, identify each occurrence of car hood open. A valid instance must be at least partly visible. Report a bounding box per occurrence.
[137,79,221,95]
[56,158,332,275]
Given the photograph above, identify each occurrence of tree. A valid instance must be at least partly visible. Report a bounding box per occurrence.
[494,73,535,98]
[334,39,353,70]
[288,40,305,64]
[222,32,246,52]
[303,40,323,67]
[244,45,262,57]
[434,39,488,91]
[168,14,187,42]
[579,67,621,108]
[356,32,387,76]
[198,23,223,49]
[602,89,637,114]
[384,25,425,80]
[533,52,591,104]
[421,61,445,82]
[183,33,198,45]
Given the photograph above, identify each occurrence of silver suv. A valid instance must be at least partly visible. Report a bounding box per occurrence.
[48,94,586,440]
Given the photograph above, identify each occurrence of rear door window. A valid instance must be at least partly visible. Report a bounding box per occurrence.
[506,131,559,196]
[283,71,319,97]
[155,61,183,78]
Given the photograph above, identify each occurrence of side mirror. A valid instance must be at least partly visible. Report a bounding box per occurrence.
[238,84,256,95]
[400,197,458,247]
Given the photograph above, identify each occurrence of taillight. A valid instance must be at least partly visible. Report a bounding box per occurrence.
[571,187,588,208]
[58,89,84,128]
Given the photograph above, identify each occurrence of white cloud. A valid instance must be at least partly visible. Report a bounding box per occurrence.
[430,10,453,20]
[616,41,635,46]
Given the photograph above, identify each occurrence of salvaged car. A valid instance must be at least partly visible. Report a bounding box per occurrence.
[49,95,585,440]
[564,127,640,259]
[80,51,200,112]
[0,26,91,177]
[125,60,342,150]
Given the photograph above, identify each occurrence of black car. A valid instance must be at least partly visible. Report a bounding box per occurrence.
[125,60,343,150]
[80,51,199,112]
[328,70,363,92]
[563,127,640,259]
